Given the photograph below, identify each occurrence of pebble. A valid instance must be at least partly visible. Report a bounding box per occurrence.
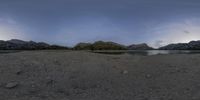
[122,70,128,74]
[15,69,22,75]
[46,76,55,85]
[5,82,18,89]
[146,74,152,78]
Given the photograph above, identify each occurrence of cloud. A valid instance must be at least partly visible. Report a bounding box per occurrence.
[154,40,164,47]
[0,17,26,40]
[148,17,200,48]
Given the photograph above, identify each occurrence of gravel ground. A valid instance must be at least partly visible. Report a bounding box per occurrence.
[0,50,200,100]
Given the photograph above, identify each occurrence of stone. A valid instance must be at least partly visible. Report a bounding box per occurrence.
[5,82,18,89]
[122,70,128,74]
[15,69,22,75]
[146,74,151,78]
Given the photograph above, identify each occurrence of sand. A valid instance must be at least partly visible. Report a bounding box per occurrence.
[0,50,200,100]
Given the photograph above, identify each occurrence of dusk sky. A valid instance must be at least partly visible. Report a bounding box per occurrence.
[0,0,200,47]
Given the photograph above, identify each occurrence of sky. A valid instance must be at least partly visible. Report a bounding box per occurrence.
[0,0,200,48]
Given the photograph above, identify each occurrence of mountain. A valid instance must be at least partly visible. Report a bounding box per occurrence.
[0,39,68,50]
[74,43,93,50]
[8,39,27,45]
[73,41,127,50]
[4,39,200,50]
[92,41,127,50]
[159,40,200,50]
[128,43,154,50]
[49,45,69,50]
[73,41,156,50]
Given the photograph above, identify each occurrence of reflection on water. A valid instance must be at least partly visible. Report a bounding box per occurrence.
[1,50,200,56]
[0,50,22,54]
[93,50,200,56]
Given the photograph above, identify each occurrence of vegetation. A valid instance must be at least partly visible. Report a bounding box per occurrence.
[74,41,127,50]
[92,41,127,50]
[74,43,93,50]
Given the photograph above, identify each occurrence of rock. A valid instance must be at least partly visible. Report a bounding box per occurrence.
[5,82,18,89]
[15,69,22,75]
[46,77,55,85]
[122,70,128,74]
[145,74,151,78]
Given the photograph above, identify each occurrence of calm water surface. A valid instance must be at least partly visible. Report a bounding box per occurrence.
[93,50,200,56]
[1,50,200,56]
[0,50,22,54]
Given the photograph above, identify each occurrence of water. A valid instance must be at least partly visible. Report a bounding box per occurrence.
[1,50,200,56]
[0,50,22,54]
[93,50,200,56]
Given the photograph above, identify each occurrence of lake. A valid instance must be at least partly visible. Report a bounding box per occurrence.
[0,50,22,54]
[92,50,200,56]
[1,50,200,56]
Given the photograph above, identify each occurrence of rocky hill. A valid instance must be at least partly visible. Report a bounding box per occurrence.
[159,40,200,50]
[128,43,154,50]
[4,39,200,50]
[74,43,93,50]
[0,39,68,50]
[92,41,127,50]
[73,41,155,50]
[74,41,127,50]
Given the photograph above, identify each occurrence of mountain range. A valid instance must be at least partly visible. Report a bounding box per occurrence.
[0,39,68,50]
[159,40,200,50]
[74,41,153,50]
[1,39,200,50]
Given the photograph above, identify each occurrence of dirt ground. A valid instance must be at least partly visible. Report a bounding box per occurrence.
[0,50,200,100]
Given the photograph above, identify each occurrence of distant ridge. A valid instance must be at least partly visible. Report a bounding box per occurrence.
[0,39,68,50]
[74,41,154,50]
[159,40,200,50]
[128,43,154,50]
[74,41,127,50]
[2,39,200,50]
